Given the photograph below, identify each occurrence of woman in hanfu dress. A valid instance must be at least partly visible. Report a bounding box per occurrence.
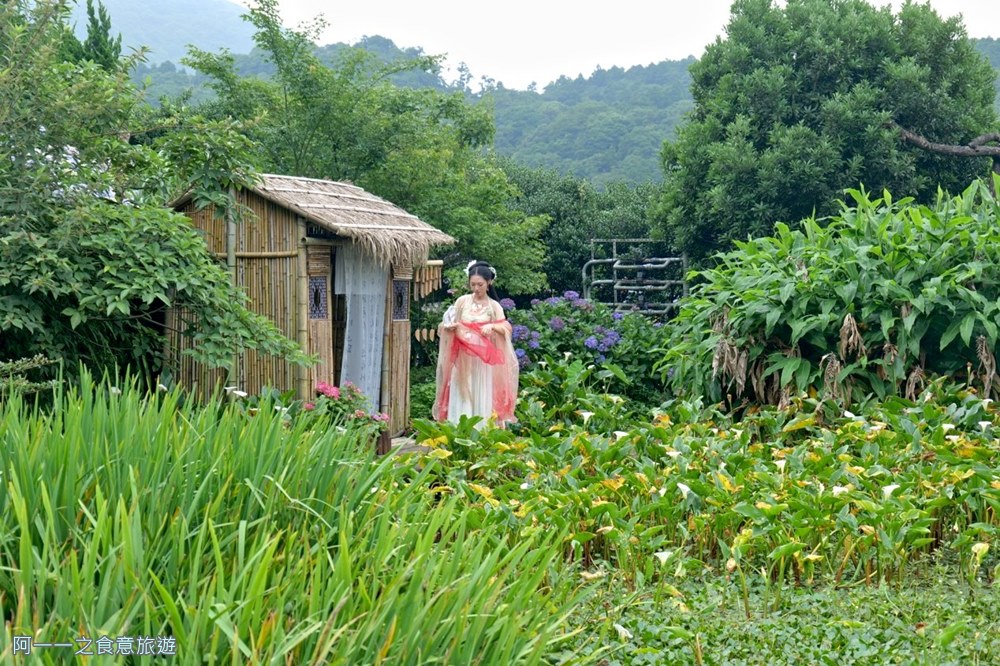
[432,260,519,427]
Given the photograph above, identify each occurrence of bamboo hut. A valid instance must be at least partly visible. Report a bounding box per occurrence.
[165,174,453,435]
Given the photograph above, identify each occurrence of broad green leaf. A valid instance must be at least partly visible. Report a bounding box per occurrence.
[940,317,963,350]
[768,541,805,560]
[959,313,975,346]
[936,621,969,647]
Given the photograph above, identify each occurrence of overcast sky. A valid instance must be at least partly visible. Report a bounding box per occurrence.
[232,1,1000,90]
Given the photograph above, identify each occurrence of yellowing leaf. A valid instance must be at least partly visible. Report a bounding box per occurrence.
[426,448,452,459]
[602,477,625,491]
[782,415,816,432]
[661,583,684,598]
[716,472,737,493]
[467,483,494,499]
[424,435,449,448]
[949,469,975,482]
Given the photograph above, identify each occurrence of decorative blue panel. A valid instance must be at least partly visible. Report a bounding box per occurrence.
[392,280,410,321]
[309,276,328,319]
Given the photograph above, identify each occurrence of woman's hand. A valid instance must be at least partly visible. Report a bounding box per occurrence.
[482,324,494,336]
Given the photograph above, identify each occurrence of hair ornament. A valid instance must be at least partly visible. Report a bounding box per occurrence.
[466,259,498,280]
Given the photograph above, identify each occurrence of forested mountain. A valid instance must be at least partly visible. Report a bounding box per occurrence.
[93,0,1000,186]
[489,61,694,187]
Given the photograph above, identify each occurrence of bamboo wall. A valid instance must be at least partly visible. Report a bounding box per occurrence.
[166,192,300,397]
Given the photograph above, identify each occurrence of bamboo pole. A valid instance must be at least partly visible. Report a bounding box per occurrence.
[360,269,395,453]
[380,273,392,421]
[213,250,299,259]
[297,218,311,399]
[226,189,239,386]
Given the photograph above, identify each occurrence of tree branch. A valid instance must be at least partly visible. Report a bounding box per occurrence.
[896,125,1000,158]
[969,133,1000,148]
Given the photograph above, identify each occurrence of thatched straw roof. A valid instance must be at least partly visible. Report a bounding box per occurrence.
[175,174,455,266]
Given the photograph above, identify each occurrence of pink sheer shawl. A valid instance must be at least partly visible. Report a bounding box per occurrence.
[432,302,519,425]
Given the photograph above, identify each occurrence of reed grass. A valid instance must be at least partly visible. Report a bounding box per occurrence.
[0,372,591,664]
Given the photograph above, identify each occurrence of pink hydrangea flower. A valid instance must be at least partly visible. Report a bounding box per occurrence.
[303,402,316,411]
[315,382,341,399]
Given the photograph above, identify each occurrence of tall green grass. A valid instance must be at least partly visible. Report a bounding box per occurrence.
[0,372,591,664]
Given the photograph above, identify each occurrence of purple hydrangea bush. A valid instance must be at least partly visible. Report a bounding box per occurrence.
[507,292,670,405]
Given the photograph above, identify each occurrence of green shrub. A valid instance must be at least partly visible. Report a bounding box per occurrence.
[0,354,59,398]
[409,365,437,422]
[659,180,1000,406]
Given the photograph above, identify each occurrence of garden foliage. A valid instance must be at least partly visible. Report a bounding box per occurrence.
[414,375,1000,596]
[660,181,1000,407]
[499,160,661,294]
[655,0,998,262]
[0,1,307,376]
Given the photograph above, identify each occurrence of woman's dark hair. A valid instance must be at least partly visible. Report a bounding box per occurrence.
[467,261,500,301]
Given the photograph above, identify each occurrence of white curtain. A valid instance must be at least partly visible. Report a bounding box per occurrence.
[335,244,389,410]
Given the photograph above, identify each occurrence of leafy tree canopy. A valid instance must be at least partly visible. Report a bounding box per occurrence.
[499,159,660,293]
[0,0,308,378]
[183,0,549,294]
[654,0,998,263]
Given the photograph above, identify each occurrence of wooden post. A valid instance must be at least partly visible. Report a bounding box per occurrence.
[296,218,311,399]
[375,271,394,455]
[226,189,239,386]
[380,271,392,417]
